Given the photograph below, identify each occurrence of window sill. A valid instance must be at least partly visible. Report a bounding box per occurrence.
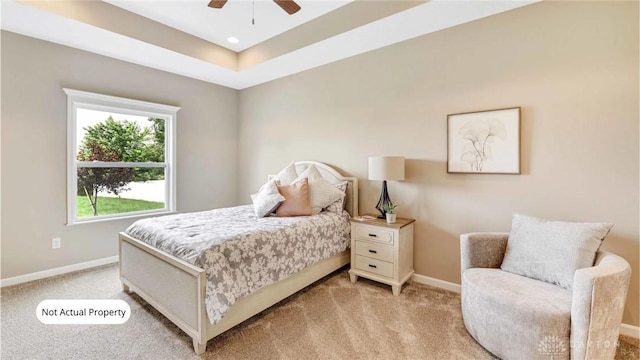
[67,210,177,226]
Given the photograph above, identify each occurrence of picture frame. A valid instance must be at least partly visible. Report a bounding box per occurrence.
[447,107,521,174]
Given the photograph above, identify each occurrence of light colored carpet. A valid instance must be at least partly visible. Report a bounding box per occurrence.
[1,264,638,359]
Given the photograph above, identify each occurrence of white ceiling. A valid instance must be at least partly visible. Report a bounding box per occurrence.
[1,0,540,90]
[105,0,353,52]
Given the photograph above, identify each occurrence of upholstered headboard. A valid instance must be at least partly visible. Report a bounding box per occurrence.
[268,161,358,217]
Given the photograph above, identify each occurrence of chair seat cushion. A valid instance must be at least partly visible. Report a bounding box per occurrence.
[462,268,572,360]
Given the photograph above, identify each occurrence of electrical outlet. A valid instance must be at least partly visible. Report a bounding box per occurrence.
[52,238,61,249]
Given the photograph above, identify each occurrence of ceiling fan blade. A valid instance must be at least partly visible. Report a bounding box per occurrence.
[208,0,227,9]
[273,0,301,15]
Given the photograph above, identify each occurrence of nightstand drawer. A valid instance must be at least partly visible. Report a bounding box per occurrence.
[355,255,393,278]
[354,226,394,244]
[355,241,394,263]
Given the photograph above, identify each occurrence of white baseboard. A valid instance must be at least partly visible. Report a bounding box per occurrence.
[412,273,639,340]
[0,255,119,287]
[412,273,461,293]
[620,323,640,339]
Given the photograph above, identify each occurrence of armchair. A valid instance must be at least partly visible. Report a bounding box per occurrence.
[460,232,631,360]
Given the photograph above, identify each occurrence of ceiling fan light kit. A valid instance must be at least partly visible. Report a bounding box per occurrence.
[208,0,301,15]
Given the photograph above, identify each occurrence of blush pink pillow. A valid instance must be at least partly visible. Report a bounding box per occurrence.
[275,177,312,217]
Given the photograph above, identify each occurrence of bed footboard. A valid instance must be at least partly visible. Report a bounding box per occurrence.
[119,232,208,354]
[120,232,350,355]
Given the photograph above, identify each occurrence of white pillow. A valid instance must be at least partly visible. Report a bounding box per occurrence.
[272,162,299,185]
[324,181,348,214]
[253,162,299,201]
[501,214,612,290]
[250,180,285,217]
[294,165,343,215]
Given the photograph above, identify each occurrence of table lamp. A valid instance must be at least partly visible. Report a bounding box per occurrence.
[368,156,405,218]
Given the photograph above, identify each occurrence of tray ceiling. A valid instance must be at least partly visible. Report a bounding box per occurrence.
[1,0,540,90]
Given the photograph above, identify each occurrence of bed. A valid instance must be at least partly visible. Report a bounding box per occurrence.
[119,161,358,354]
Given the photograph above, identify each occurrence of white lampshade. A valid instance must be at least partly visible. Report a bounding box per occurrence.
[368,156,405,181]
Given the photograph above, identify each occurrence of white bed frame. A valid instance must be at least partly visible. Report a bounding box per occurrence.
[119,161,358,354]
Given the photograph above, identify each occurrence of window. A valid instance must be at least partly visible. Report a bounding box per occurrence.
[65,89,179,224]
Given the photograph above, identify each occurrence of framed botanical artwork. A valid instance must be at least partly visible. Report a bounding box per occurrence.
[447,107,521,174]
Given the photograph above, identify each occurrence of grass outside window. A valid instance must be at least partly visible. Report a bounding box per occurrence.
[76,196,164,218]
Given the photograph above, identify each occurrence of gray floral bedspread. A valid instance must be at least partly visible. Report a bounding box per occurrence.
[125,205,350,324]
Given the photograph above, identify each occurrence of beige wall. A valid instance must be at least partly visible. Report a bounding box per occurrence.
[1,31,239,278]
[238,1,639,326]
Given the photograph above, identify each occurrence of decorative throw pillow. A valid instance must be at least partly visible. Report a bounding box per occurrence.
[324,181,348,214]
[294,165,344,215]
[275,177,312,217]
[250,180,284,217]
[500,214,612,290]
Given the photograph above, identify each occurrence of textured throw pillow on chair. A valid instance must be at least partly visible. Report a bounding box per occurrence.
[500,213,612,289]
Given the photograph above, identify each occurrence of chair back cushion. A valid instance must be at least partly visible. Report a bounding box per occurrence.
[501,214,612,290]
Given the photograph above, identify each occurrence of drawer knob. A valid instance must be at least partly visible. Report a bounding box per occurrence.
[368,234,377,237]
[368,264,377,269]
[368,249,377,254]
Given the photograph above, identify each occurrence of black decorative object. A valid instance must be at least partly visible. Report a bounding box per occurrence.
[368,156,405,219]
[375,180,392,218]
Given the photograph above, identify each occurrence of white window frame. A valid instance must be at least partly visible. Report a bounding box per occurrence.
[65,88,179,225]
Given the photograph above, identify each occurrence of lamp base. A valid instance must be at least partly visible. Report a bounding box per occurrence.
[375,180,392,218]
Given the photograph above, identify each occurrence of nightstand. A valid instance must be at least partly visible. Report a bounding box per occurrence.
[348,216,415,295]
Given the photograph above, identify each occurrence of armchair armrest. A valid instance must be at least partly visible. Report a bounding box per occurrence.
[460,232,509,274]
[571,251,631,360]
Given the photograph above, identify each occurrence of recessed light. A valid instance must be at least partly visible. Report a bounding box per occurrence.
[227,37,239,44]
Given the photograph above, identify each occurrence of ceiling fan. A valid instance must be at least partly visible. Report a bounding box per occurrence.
[208,0,301,15]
